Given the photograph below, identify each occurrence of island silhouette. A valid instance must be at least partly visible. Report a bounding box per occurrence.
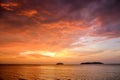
[56,63,64,65]
[80,62,104,64]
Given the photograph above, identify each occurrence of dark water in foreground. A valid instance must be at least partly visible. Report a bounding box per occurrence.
[0,64,120,80]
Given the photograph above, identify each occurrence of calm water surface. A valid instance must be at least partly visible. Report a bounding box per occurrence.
[0,64,120,80]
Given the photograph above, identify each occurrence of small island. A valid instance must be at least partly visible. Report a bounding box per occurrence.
[80,62,104,65]
[56,63,64,65]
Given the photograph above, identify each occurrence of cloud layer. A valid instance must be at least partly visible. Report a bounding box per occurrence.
[0,0,120,64]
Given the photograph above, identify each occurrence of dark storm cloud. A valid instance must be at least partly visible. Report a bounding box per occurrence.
[90,0,120,37]
[0,0,120,64]
[94,0,120,24]
[93,23,120,38]
[0,0,97,22]
[0,0,120,37]
[1,0,120,21]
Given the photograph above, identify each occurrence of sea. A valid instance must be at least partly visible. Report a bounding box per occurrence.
[0,64,120,80]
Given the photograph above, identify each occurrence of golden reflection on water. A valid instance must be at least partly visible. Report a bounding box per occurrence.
[0,65,120,80]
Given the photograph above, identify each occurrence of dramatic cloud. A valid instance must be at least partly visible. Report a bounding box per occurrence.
[1,2,19,11]
[0,0,120,64]
[18,10,38,17]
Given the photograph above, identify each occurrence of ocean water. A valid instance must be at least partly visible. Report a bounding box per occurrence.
[0,64,120,80]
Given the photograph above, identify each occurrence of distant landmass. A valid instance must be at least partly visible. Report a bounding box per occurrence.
[56,63,64,65]
[80,62,104,64]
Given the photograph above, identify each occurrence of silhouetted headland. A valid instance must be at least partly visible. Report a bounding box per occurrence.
[56,63,64,65]
[18,78,27,80]
[80,62,104,65]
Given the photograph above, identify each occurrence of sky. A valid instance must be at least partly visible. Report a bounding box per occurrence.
[0,0,120,64]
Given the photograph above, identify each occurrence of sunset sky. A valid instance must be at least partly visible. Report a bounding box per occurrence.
[0,0,120,64]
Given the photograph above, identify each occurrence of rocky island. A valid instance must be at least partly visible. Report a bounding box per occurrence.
[80,62,104,65]
[56,63,64,65]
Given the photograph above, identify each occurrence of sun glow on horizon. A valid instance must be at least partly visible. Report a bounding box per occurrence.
[0,0,120,64]
[20,50,56,57]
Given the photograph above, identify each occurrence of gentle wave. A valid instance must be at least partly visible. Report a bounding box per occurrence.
[0,65,120,80]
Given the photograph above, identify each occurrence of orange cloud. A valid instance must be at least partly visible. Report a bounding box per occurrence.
[19,10,38,17]
[1,0,120,64]
[1,2,19,11]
